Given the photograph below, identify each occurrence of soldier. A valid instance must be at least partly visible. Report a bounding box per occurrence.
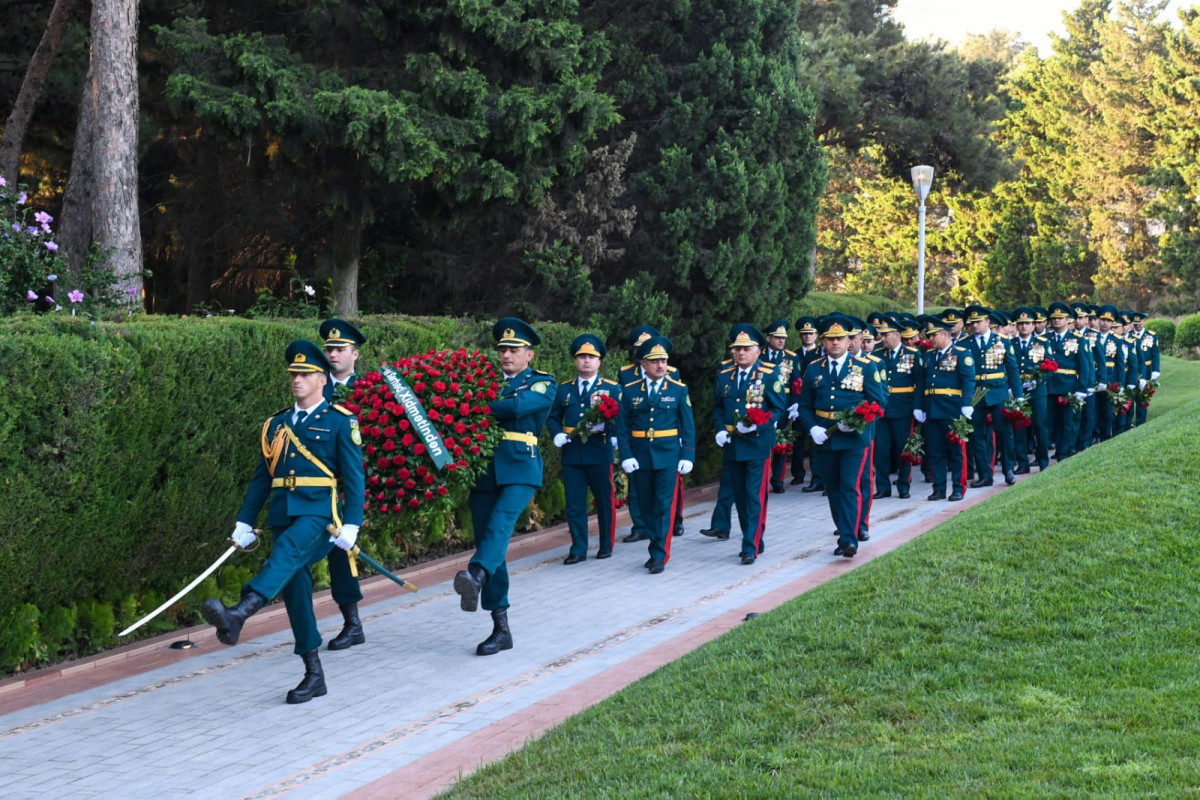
[1128,311,1161,428]
[791,316,822,489]
[1071,301,1105,452]
[845,316,885,542]
[201,340,366,704]
[454,318,556,656]
[940,308,966,343]
[1043,302,1092,460]
[1115,310,1138,435]
[1033,306,1049,337]
[917,315,976,502]
[708,325,786,564]
[1093,304,1126,442]
[962,305,1022,487]
[547,334,622,564]
[318,318,370,651]
[617,337,696,574]
[700,348,738,540]
[761,320,800,494]
[797,315,888,558]
[873,313,922,499]
[1010,307,1050,472]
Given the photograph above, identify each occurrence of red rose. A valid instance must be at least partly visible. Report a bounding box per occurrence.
[424,490,434,501]
[414,443,427,455]
[438,486,448,496]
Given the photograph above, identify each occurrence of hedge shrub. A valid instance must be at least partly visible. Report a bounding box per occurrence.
[1145,318,1175,350]
[1176,313,1200,350]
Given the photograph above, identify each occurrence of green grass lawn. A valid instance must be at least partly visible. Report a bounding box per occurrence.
[441,357,1200,798]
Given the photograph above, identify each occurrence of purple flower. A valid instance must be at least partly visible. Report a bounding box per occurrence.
[0,176,6,187]
[26,226,40,237]
[11,223,19,233]
[34,211,52,225]
[45,242,58,252]
[17,192,27,205]
[68,289,85,303]
[45,295,54,304]
[26,290,38,301]
[127,287,138,296]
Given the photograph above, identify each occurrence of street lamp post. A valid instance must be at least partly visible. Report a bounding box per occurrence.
[911,165,935,315]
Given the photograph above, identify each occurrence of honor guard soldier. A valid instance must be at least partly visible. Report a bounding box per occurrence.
[873,313,923,499]
[1128,311,1161,427]
[963,305,1023,486]
[1117,310,1138,433]
[1071,301,1105,451]
[1094,304,1127,441]
[617,336,696,574]
[202,340,366,704]
[797,315,888,558]
[790,316,822,488]
[1010,307,1051,471]
[318,318,370,650]
[707,325,786,564]
[454,318,556,655]
[845,316,885,542]
[1043,302,1092,459]
[762,320,800,493]
[917,315,976,501]
[548,334,622,564]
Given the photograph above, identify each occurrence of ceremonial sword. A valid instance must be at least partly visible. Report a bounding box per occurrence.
[118,540,244,637]
[326,523,419,593]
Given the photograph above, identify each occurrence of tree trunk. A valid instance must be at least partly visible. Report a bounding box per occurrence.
[326,191,364,315]
[59,58,97,282]
[0,0,75,187]
[90,0,143,301]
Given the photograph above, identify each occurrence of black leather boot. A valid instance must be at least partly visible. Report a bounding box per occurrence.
[286,649,328,704]
[201,590,265,646]
[327,603,365,650]
[453,565,488,612]
[476,608,513,656]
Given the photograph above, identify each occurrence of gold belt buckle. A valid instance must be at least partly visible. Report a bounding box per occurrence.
[646,429,655,440]
[283,475,296,490]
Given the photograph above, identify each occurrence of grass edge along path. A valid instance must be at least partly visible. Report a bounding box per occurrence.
[440,356,1200,798]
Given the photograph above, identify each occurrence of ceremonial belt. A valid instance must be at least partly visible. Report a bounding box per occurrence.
[503,431,539,446]
[1105,361,1117,368]
[1143,359,1153,365]
[563,426,576,434]
[272,476,338,490]
[925,388,962,396]
[631,428,678,439]
[1055,368,1077,375]
[977,372,1005,380]
[888,386,915,394]
[815,410,838,420]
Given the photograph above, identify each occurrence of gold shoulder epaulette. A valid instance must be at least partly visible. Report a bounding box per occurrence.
[333,404,353,415]
[667,377,686,387]
[624,379,642,388]
[668,365,680,374]
[719,366,735,375]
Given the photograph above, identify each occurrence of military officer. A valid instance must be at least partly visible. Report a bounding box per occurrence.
[797,315,888,558]
[1033,306,1049,336]
[547,334,622,564]
[1070,301,1105,452]
[317,317,370,651]
[918,315,976,502]
[791,317,822,489]
[844,316,885,542]
[1093,304,1126,441]
[761,319,800,493]
[873,313,922,499]
[700,348,738,540]
[1010,307,1051,472]
[1115,310,1138,434]
[617,337,696,574]
[962,305,1022,486]
[1128,311,1161,427]
[708,325,786,564]
[1043,302,1092,459]
[454,318,556,656]
[202,340,366,704]
[940,308,966,343]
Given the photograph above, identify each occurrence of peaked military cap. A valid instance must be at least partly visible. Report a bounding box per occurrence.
[764,319,790,338]
[286,339,334,374]
[1047,302,1075,320]
[920,314,951,335]
[320,318,367,348]
[1097,304,1119,322]
[626,325,661,348]
[1069,301,1092,319]
[636,335,672,361]
[1011,307,1036,324]
[494,317,541,347]
[989,309,1009,327]
[1032,306,1048,323]
[964,304,992,324]
[796,316,818,335]
[939,307,964,324]
[1129,310,1148,322]
[571,333,606,359]
[873,314,897,334]
[845,316,867,336]
[729,323,767,349]
[818,314,853,338]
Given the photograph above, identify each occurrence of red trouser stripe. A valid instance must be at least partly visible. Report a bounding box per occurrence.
[753,456,771,550]
[958,440,969,488]
[664,474,681,563]
[990,428,997,471]
[852,446,870,533]
[606,463,616,550]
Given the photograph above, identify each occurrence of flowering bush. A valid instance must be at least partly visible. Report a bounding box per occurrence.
[345,348,505,548]
[0,179,66,314]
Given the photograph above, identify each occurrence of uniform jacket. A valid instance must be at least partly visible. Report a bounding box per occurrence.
[918,345,977,420]
[713,358,787,461]
[797,354,888,451]
[481,367,556,488]
[879,345,924,419]
[1079,329,1108,388]
[617,375,697,470]
[1042,330,1092,395]
[546,376,622,466]
[238,400,366,529]
[1130,329,1161,379]
[1094,331,1127,388]
[1013,335,1050,399]
[964,332,1022,405]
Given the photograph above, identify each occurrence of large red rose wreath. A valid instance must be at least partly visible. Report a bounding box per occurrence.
[344,348,505,546]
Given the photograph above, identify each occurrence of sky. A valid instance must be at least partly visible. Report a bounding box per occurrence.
[890,0,1193,54]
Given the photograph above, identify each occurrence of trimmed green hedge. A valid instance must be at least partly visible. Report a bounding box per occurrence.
[1146,318,1176,349]
[1176,314,1200,351]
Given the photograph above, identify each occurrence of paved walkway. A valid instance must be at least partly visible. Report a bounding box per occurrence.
[0,474,1021,799]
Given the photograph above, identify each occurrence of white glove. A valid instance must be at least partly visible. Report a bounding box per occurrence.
[553,432,569,448]
[231,522,257,549]
[913,409,927,423]
[836,421,855,433]
[809,426,829,446]
[1074,392,1088,402]
[1151,371,1160,381]
[1139,378,1148,389]
[1095,383,1107,393]
[590,422,606,433]
[610,436,618,450]
[735,422,758,434]
[621,458,640,474]
[677,459,694,475]
[715,430,731,447]
[1086,387,1095,396]
[329,524,359,551]
[787,403,799,421]
[961,406,974,420]
[1022,381,1036,392]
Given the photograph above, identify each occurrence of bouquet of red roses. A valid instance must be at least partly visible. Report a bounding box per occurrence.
[1033,358,1059,384]
[1107,383,1132,415]
[772,425,797,454]
[900,430,924,465]
[346,348,505,545]
[1132,378,1158,409]
[1057,393,1084,412]
[737,406,773,433]
[573,394,621,443]
[1001,396,1032,430]
[946,415,974,445]
[827,400,885,434]
[790,376,803,395]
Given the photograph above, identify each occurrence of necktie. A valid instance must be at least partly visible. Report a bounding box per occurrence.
[829,360,838,380]
[294,410,308,427]
[648,380,659,400]
[977,335,985,349]
[736,371,746,392]
[581,379,591,397]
